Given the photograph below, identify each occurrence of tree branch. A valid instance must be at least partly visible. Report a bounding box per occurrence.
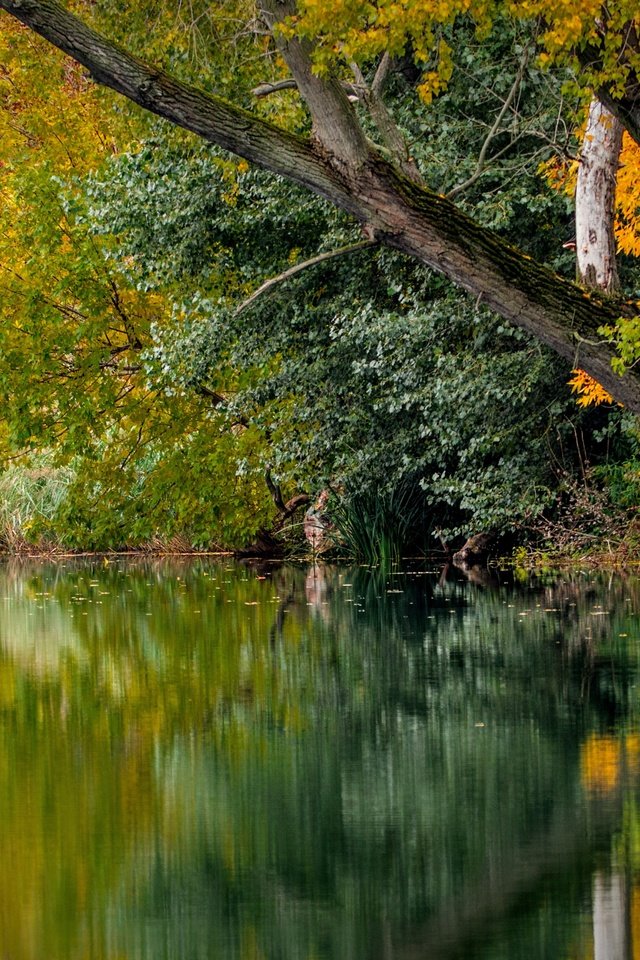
[234,239,377,315]
[252,76,362,101]
[251,79,298,97]
[264,465,286,513]
[108,278,143,349]
[349,56,423,182]
[371,51,392,97]
[194,384,227,406]
[258,0,369,167]
[354,157,640,410]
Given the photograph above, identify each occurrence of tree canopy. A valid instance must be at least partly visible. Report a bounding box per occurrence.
[2,0,640,407]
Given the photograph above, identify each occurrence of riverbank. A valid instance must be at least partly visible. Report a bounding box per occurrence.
[510,516,640,570]
[0,506,638,569]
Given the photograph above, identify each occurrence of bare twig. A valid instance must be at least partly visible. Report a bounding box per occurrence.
[447,47,531,200]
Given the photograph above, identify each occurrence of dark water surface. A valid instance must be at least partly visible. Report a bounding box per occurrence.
[1,559,640,959]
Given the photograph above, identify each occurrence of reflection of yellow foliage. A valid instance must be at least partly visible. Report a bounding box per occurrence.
[626,734,640,776]
[632,885,640,960]
[564,932,594,960]
[0,663,16,708]
[581,734,621,792]
[241,924,267,960]
[0,715,158,959]
[581,733,640,793]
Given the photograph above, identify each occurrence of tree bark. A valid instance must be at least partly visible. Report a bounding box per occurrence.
[576,99,623,293]
[2,0,640,409]
[259,0,370,169]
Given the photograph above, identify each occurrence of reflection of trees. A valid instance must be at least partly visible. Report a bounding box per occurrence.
[593,872,629,960]
[394,793,620,960]
[0,561,639,958]
[0,690,159,959]
[576,733,640,960]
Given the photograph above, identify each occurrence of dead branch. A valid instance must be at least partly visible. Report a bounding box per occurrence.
[234,239,377,315]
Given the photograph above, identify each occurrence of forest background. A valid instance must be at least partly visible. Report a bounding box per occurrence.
[0,0,639,562]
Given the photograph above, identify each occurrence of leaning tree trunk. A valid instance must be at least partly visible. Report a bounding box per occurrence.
[575,98,624,293]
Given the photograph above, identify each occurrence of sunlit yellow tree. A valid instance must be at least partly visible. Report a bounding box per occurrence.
[0,18,277,547]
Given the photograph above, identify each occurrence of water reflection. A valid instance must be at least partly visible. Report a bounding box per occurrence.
[0,560,639,958]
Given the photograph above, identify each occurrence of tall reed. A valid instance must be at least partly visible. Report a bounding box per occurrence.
[328,481,428,564]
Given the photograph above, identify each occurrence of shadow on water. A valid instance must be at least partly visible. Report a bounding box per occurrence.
[0,558,639,958]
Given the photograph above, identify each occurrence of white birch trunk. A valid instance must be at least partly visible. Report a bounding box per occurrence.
[576,99,623,293]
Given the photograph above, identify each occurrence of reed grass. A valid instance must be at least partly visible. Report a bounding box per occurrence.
[0,463,74,552]
[329,481,428,564]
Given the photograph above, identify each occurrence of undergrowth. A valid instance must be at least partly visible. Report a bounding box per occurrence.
[0,463,73,553]
[521,467,640,566]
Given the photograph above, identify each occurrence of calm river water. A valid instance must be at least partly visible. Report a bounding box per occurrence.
[0,558,639,959]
